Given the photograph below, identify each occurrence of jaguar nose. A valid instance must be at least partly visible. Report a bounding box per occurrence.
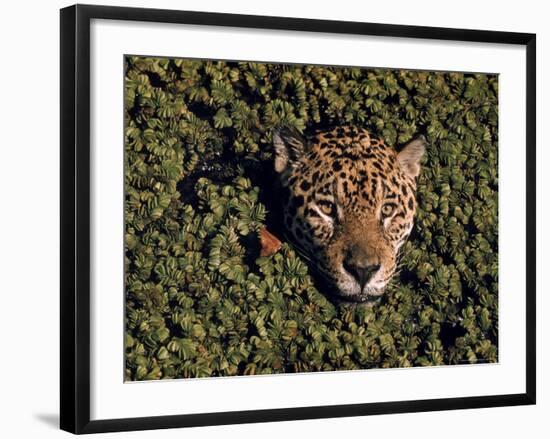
[343,255,380,289]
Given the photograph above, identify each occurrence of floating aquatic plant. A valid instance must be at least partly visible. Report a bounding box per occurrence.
[125,56,498,380]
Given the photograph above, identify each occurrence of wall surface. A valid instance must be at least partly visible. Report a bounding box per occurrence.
[0,0,546,437]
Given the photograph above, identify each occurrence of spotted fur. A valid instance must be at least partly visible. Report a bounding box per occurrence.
[273,126,425,302]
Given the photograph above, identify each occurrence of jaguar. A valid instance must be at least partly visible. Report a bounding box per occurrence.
[273,125,425,302]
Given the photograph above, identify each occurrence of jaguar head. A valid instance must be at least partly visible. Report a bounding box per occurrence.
[273,126,425,302]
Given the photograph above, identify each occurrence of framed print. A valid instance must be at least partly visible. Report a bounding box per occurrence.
[60,4,536,434]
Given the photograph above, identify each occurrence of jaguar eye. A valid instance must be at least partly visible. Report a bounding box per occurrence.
[318,201,336,217]
[381,203,396,218]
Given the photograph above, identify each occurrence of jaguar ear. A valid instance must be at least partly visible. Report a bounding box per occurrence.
[273,126,307,173]
[398,135,426,178]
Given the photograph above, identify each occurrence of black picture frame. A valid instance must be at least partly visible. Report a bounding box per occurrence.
[60,4,536,434]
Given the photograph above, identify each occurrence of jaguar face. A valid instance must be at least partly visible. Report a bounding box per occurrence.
[273,126,425,302]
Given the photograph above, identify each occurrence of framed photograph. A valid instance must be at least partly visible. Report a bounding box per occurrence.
[60,4,536,434]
